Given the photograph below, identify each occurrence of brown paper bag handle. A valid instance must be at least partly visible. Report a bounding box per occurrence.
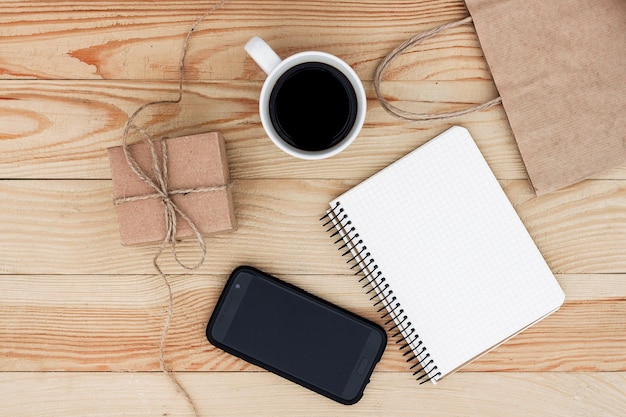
[374,16,502,121]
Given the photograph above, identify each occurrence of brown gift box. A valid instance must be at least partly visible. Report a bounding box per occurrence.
[108,132,236,246]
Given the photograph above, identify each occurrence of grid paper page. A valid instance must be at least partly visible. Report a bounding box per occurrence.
[330,126,564,381]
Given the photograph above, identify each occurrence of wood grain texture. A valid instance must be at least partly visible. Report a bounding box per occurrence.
[0,0,624,414]
[0,81,623,180]
[0,79,519,180]
[1,273,624,372]
[0,0,474,81]
[0,179,624,275]
[1,372,624,417]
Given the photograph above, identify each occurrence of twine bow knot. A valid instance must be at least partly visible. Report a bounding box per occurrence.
[116,125,228,271]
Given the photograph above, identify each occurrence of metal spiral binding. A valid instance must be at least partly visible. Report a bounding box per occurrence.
[321,202,442,384]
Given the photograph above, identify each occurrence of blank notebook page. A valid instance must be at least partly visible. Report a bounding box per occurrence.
[330,126,564,381]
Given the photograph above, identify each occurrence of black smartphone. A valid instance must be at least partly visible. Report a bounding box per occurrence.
[206,266,386,405]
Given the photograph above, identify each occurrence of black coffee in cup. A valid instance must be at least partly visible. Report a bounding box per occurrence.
[269,62,358,152]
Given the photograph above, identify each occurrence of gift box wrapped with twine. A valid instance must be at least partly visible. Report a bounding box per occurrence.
[108,132,236,246]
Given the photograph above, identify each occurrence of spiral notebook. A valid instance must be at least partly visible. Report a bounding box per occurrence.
[324,126,564,384]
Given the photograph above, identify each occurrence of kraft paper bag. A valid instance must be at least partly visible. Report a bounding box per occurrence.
[465,0,626,195]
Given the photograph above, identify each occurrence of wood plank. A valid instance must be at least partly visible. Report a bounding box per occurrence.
[0,0,474,81]
[1,79,624,180]
[0,179,624,275]
[0,78,519,180]
[0,372,624,417]
[0,273,624,372]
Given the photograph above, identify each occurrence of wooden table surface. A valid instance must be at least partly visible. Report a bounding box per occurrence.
[1,1,624,416]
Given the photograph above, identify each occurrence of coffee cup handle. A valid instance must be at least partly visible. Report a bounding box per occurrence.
[244,36,282,75]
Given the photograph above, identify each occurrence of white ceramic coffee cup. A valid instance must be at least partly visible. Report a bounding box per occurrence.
[245,36,367,160]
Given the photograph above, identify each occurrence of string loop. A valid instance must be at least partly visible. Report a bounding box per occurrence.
[374,16,502,121]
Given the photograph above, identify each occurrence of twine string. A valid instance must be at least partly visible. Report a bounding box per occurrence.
[118,125,226,270]
[119,1,228,416]
[374,15,502,121]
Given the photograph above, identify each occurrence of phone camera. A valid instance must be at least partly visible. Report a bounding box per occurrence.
[235,283,241,289]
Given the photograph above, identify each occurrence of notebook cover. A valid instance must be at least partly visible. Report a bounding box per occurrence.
[328,126,565,382]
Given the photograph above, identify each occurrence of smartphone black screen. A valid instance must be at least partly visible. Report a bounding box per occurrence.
[206,266,386,405]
